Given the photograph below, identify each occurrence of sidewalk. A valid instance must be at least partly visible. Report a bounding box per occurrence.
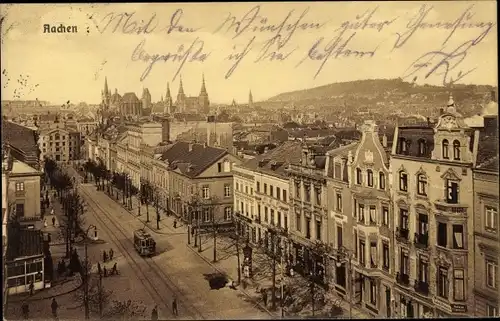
[103,187,185,236]
[187,234,371,319]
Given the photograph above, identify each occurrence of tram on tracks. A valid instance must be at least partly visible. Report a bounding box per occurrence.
[133,229,156,256]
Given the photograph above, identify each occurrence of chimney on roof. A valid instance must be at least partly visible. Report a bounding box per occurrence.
[382,133,388,148]
[439,108,444,116]
[426,117,431,127]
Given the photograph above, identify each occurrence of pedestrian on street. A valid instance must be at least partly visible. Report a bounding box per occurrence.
[52,216,56,226]
[97,262,102,276]
[21,301,29,319]
[51,297,59,318]
[51,208,55,216]
[29,280,34,295]
[111,263,118,275]
[172,297,178,316]
[109,248,114,260]
[44,219,48,228]
[262,290,268,306]
[151,305,158,320]
[173,220,177,229]
[103,250,108,262]
[103,266,107,277]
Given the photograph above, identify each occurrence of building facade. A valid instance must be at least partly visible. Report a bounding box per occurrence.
[390,96,476,318]
[38,127,81,162]
[161,142,240,225]
[472,114,499,317]
[287,144,329,282]
[233,141,303,249]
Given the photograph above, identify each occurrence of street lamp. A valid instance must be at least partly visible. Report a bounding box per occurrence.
[84,224,98,320]
[333,246,354,319]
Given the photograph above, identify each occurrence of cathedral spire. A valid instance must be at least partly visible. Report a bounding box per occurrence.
[178,75,184,95]
[200,73,207,94]
[104,77,109,94]
[166,82,171,97]
[249,89,253,106]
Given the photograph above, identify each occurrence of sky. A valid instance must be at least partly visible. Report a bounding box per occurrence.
[0,2,497,105]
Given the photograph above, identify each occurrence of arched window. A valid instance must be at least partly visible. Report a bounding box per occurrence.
[442,139,449,159]
[367,170,374,187]
[356,168,362,185]
[453,140,461,160]
[418,139,427,156]
[417,174,427,196]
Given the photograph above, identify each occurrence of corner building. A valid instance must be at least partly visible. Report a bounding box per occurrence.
[391,95,476,318]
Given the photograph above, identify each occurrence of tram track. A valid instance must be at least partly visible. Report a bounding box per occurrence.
[79,185,205,320]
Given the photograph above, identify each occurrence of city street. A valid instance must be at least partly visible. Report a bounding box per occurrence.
[77,183,272,319]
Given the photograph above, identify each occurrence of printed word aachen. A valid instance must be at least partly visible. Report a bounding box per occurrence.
[43,24,78,34]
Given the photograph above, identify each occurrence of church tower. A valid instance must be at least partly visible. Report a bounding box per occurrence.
[249,90,254,108]
[141,88,152,114]
[176,76,186,113]
[198,73,210,114]
[164,82,173,114]
[101,77,111,109]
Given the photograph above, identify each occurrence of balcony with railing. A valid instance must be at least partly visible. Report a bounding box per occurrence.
[434,201,468,214]
[396,227,410,243]
[414,280,430,296]
[414,233,429,249]
[396,272,410,287]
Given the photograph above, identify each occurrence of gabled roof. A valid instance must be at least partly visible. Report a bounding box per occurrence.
[122,92,140,103]
[159,141,228,178]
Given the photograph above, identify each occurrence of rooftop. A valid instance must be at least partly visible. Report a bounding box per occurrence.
[242,141,303,179]
[160,141,229,178]
[1,120,39,163]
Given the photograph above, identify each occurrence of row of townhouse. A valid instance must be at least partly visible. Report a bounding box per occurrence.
[86,121,242,225]
[232,96,499,318]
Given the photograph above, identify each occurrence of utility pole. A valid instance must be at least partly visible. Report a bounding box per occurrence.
[156,191,160,230]
[84,234,89,319]
[146,181,150,223]
[311,261,316,317]
[235,218,241,285]
[280,246,285,318]
[271,232,277,311]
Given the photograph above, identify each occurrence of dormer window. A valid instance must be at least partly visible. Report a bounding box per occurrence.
[399,138,408,155]
[442,139,449,159]
[367,170,374,187]
[399,171,408,192]
[417,174,427,196]
[418,139,427,156]
[453,140,461,160]
[356,168,362,185]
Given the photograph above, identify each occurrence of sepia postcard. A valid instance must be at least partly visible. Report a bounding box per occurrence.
[1,2,498,320]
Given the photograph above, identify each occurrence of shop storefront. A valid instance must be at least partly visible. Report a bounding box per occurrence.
[6,255,44,295]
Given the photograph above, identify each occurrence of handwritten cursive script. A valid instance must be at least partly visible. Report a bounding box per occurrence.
[298,30,378,79]
[336,6,397,33]
[214,5,325,49]
[394,4,494,49]
[131,38,210,82]
[401,39,481,86]
[92,9,200,35]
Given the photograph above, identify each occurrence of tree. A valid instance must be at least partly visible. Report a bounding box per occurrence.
[73,261,113,319]
[102,300,147,319]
